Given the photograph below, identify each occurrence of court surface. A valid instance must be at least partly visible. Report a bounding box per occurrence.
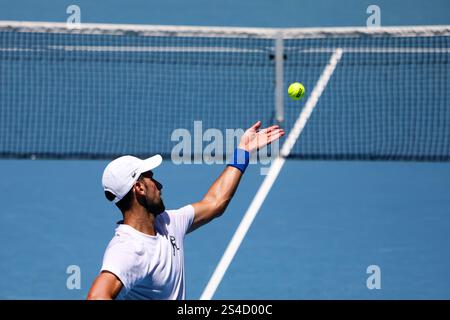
[1,159,449,299]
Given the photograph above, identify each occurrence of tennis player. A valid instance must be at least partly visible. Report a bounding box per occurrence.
[87,121,284,300]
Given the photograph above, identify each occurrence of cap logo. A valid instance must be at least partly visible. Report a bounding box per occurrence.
[131,171,137,178]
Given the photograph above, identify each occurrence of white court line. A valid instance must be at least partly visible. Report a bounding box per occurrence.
[200,48,343,300]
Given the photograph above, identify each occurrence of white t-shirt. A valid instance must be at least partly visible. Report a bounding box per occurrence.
[101,205,195,300]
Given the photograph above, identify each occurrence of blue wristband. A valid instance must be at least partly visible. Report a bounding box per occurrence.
[227,148,250,173]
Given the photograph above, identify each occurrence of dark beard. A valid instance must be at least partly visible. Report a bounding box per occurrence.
[148,199,165,216]
[138,195,165,216]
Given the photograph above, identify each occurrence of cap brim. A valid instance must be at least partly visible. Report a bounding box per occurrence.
[140,154,163,173]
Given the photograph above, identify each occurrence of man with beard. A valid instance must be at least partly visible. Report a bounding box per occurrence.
[87,121,284,300]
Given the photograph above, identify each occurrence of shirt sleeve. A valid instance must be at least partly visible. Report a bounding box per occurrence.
[100,240,140,293]
[168,204,195,237]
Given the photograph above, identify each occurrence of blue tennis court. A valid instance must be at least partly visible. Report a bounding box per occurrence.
[1,159,449,299]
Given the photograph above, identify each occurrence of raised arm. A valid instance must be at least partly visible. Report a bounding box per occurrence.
[189,121,284,233]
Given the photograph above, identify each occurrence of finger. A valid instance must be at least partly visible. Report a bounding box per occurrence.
[269,129,285,138]
[259,125,280,134]
[265,128,284,138]
[256,129,284,143]
[256,129,284,147]
[266,131,285,144]
[250,121,261,130]
[267,129,285,140]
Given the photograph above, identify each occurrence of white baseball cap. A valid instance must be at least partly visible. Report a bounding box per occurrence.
[102,154,163,203]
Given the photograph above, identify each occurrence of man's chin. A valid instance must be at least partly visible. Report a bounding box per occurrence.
[152,202,166,216]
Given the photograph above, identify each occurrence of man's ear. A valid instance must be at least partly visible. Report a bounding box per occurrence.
[133,180,146,196]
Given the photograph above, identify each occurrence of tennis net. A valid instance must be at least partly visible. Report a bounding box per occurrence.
[0,21,449,161]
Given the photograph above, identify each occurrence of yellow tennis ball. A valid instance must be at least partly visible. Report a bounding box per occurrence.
[288,82,305,100]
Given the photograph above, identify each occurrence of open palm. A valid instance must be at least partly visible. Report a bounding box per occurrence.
[238,121,285,153]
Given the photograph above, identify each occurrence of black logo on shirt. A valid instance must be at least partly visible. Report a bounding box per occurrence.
[170,236,180,256]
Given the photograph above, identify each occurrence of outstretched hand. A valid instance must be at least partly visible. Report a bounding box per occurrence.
[238,121,285,153]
